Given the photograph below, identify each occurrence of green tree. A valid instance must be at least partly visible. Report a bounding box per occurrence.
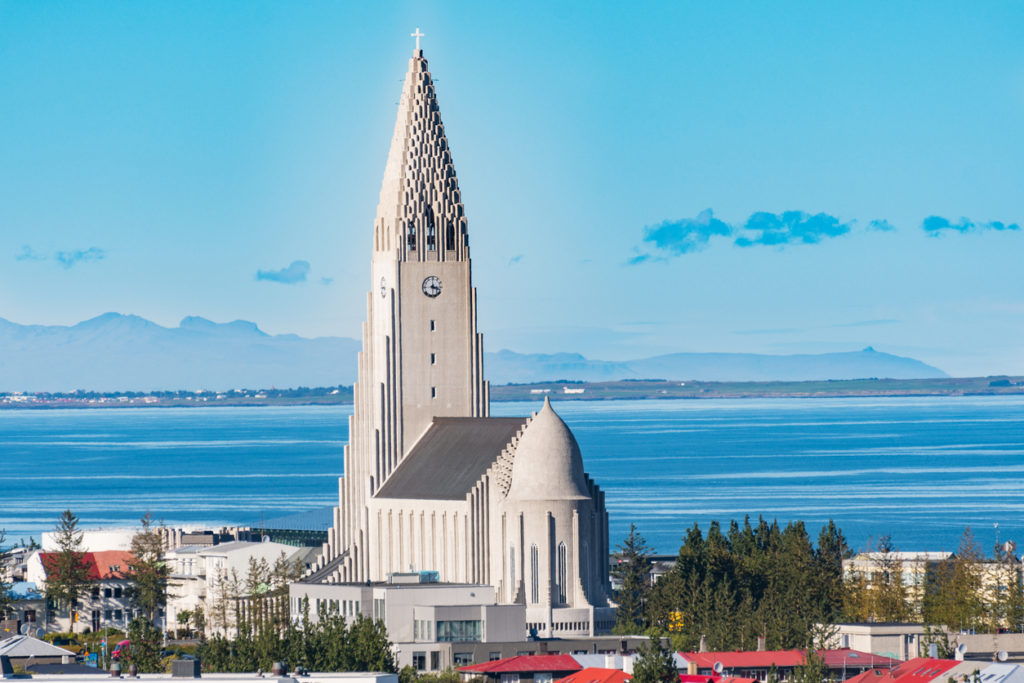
[126,617,163,672]
[814,520,849,623]
[631,637,677,683]
[44,510,92,630]
[790,650,827,683]
[347,614,397,672]
[923,528,985,631]
[177,609,193,638]
[871,535,911,622]
[612,524,652,633]
[0,530,13,618]
[125,512,171,623]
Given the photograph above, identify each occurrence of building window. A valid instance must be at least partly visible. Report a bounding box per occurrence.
[557,542,567,604]
[536,674,553,683]
[530,544,539,604]
[437,620,482,642]
[430,320,435,331]
[92,586,100,598]
[431,652,440,670]
[374,598,385,620]
[407,222,417,250]
[113,587,122,598]
[104,588,112,598]
[426,207,436,251]
[114,609,123,621]
[454,653,474,667]
[413,652,426,671]
[509,546,516,595]
[446,222,455,250]
[430,353,436,364]
[104,610,112,620]
[431,387,436,398]
[499,674,519,683]
[489,652,502,661]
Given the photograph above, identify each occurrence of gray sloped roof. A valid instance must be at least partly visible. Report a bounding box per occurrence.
[0,635,74,658]
[374,417,526,500]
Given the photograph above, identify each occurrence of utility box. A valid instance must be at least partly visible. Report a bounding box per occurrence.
[171,659,201,678]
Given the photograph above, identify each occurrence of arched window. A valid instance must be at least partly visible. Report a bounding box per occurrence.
[530,544,539,604]
[445,221,455,250]
[557,542,567,604]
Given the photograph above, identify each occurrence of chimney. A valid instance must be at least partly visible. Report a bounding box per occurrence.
[699,635,708,653]
[688,661,698,676]
[757,636,767,652]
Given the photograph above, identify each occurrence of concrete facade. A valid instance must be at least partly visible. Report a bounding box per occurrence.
[310,44,613,638]
[289,578,526,671]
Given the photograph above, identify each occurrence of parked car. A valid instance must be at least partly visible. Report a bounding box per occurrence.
[111,640,131,660]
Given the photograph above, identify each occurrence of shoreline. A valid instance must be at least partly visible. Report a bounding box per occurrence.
[2,376,1023,409]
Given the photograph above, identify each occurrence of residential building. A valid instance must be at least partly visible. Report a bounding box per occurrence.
[677,649,898,682]
[167,539,315,638]
[24,550,136,633]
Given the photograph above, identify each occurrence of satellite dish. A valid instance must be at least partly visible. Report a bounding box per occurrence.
[955,643,967,661]
[713,662,724,675]
[20,623,31,635]
[997,651,1008,662]
[35,628,45,639]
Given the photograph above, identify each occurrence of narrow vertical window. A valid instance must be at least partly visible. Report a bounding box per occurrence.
[510,547,516,596]
[426,206,436,250]
[430,353,436,365]
[557,542,567,604]
[431,387,436,398]
[430,320,435,331]
[530,544,539,604]
[446,221,455,250]
[406,221,417,250]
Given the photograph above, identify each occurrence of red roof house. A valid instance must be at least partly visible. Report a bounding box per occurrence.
[678,649,898,683]
[460,655,583,682]
[39,551,134,581]
[840,658,960,683]
[557,668,633,683]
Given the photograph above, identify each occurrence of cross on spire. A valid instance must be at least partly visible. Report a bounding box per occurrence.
[411,27,424,51]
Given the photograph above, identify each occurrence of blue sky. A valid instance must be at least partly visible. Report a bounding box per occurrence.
[1,1,1022,377]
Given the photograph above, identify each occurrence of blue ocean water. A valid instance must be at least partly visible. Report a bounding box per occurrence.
[1,396,1023,554]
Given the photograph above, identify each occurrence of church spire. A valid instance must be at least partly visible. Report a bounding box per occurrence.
[374,45,469,262]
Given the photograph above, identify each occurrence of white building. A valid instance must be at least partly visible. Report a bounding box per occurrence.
[167,540,312,637]
[308,40,614,639]
[291,573,525,672]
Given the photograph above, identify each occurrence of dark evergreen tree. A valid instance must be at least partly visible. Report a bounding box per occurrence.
[631,637,677,683]
[0,530,13,618]
[125,512,171,622]
[611,524,653,633]
[44,510,92,627]
[126,617,163,672]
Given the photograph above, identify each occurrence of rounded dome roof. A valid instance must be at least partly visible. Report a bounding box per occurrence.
[506,397,591,501]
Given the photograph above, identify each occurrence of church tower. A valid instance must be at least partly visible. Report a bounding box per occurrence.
[309,39,614,636]
[325,45,488,582]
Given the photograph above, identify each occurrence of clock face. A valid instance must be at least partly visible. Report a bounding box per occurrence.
[422,275,442,298]
[380,276,386,298]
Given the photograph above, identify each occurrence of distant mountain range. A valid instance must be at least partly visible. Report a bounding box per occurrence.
[0,313,947,392]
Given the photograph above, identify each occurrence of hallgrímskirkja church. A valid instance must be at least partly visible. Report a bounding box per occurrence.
[307,40,614,636]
